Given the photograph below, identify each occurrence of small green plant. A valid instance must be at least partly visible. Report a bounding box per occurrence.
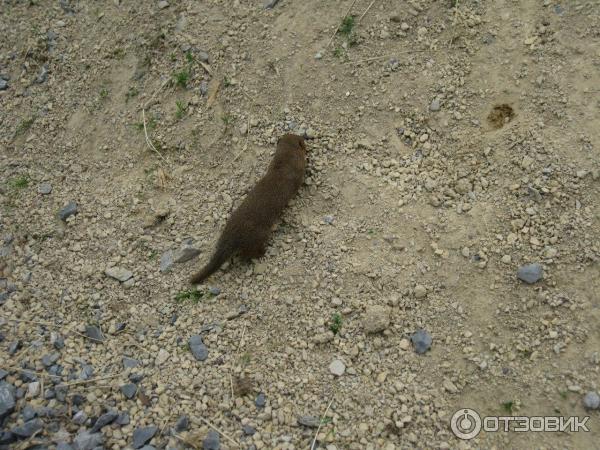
[338,15,355,36]
[175,289,204,303]
[133,117,156,132]
[329,313,343,335]
[221,113,233,127]
[9,176,30,190]
[501,400,515,414]
[99,88,109,100]
[125,87,139,102]
[240,352,251,366]
[15,117,35,136]
[175,100,187,120]
[111,48,125,59]
[174,68,190,88]
[333,47,345,58]
[559,391,568,400]
[223,76,232,87]
[185,51,195,63]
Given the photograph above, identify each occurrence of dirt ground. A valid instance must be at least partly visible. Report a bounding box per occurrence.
[1,0,600,449]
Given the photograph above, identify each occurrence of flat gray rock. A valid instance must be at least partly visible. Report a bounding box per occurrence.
[91,410,118,432]
[517,263,543,284]
[202,430,220,450]
[0,382,16,418]
[73,431,103,450]
[189,335,208,361]
[121,383,137,399]
[122,357,140,369]
[12,418,43,437]
[58,201,78,221]
[105,267,133,282]
[132,426,157,449]
[85,326,105,343]
[297,416,320,428]
[38,182,52,194]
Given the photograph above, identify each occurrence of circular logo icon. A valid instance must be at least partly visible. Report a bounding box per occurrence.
[451,408,482,440]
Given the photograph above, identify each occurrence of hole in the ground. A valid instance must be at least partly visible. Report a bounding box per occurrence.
[487,104,515,129]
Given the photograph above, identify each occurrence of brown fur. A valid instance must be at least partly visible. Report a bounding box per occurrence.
[190,134,307,284]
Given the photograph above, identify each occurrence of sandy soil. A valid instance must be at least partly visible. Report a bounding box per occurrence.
[1,0,600,449]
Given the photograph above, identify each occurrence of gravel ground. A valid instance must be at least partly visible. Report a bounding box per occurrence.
[1,1,600,449]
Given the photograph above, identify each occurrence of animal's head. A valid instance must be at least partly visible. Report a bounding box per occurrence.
[279,133,306,154]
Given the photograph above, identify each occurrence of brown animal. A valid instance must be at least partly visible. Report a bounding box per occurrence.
[190,134,307,284]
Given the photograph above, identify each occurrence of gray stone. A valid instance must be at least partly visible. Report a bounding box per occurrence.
[411,329,432,354]
[120,383,137,399]
[73,431,103,450]
[197,51,210,63]
[22,405,36,421]
[189,335,208,361]
[57,443,74,450]
[430,98,441,111]
[38,183,52,195]
[159,251,174,273]
[157,1,169,9]
[255,392,266,408]
[28,381,41,397]
[175,415,189,431]
[208,286,221,296]
[242,424,256,435]
[42,352,60,367]
[0,78,7,90]
[362,305,390,333]
[105,267,133,282]
[0,381,16,418]
[0,369,7,380]
[80,363,94,379]
[85,326,105,342]
[91,410,118,432]
[263,0,279,9]
[12,418,44,438]
[8,340,21,355]
[122,357,140,369]
[297,416,320,428]
[132,426,157,449]
[202,430,220,450]
[58,201,78,220]
[329,359,345,376]
[583,391,600,410]
[517,263,543,284]
[116,412,130,425]
[72,410,87,425]
[173,241,201,263]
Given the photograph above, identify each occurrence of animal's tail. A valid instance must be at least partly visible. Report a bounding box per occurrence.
[189,239,234,284]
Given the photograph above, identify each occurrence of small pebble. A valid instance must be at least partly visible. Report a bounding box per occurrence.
[255,392,266,408]
[38,183,52,195]
[517,263,543,284]
[58,201,78,221]
[202,430,220,450]
[329,359,346,376]
[411,329,432,354]
[583,391,600,410]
